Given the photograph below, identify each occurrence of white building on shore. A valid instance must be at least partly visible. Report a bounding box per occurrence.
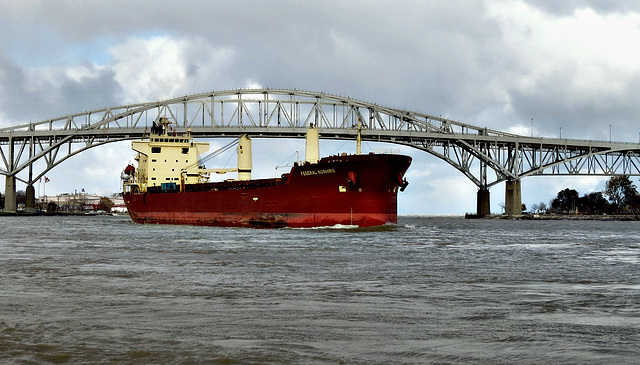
[38,192,126,213]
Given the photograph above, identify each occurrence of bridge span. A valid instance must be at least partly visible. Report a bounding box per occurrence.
[2,88,640,215]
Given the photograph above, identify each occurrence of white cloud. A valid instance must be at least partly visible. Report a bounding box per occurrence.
[23,67,62,96]
[243,81,264,89]
[399,176,477,215]
[110,36,187,102]
[487,1,640,109]
[64,64,103,83]
[109,35,235,103]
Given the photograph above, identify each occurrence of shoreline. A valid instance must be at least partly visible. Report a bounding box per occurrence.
[0,211,123,217]
[2,211,639,221]
[483,213,640,221]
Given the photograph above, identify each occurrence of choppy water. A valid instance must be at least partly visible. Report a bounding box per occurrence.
[0,215,639,364]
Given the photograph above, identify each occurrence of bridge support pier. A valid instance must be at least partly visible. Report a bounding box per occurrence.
[504,180,522,216]
[25,184,36,213]
[476,187,490,217]
[4,175,16,213]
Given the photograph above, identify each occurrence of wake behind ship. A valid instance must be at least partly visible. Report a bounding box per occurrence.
[122,117,411,228]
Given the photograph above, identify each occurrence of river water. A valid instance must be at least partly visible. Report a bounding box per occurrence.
[0,215,638,364]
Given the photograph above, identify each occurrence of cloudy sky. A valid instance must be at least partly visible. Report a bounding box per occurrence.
[2,0,640,215]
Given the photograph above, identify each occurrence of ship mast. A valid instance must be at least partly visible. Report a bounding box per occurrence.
[356,117,362,155]
[237,134,252,180]
[305,124,320,163]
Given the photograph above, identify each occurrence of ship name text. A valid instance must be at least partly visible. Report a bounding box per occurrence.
[300,169,336,176]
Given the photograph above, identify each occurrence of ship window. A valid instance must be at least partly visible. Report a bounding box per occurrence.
[166,178,171,180]
[151,159,156,162]
[151,177,156,180]
[151,147,161,153]
[182,148,189,154]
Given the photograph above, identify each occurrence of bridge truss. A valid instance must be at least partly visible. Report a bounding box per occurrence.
[2,88,640,212]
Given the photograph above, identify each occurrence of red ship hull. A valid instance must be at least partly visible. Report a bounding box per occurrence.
[124,154,411,228]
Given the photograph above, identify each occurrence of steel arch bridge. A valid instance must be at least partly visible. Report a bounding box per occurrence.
[2,88,640,214]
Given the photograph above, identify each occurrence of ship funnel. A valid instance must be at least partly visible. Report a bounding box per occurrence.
[237,135,252,181]
[305,124,320,163]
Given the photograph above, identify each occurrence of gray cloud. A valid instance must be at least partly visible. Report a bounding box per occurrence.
[527,0,640,15]
[0,57,119,123]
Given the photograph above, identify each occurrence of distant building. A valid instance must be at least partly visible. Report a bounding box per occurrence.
[111,195,127,213]
[39,192,127,213]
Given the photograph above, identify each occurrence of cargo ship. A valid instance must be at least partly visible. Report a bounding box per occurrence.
[122,117,411,228]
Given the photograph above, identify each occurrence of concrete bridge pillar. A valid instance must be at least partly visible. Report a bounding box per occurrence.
[26,184,36,213]
[476,187,490,217]
[4,175,16,212]
[504,179,522,216]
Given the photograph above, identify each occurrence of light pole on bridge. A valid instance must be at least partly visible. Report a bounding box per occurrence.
[531,118,533,137]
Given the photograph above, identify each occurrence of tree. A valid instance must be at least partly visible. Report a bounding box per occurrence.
[605,175,639,212]
[47,202,58,213]
[15,190,26,205]
[530,202,547,213]
[627,193,640,214]
[97,197,114,212]
[538,202,547,213]
[551,188,579,213]
[577,192,609,214]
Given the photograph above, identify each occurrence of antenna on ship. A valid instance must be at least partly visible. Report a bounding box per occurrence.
[275,151,301,170]
[152,116,172,136]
